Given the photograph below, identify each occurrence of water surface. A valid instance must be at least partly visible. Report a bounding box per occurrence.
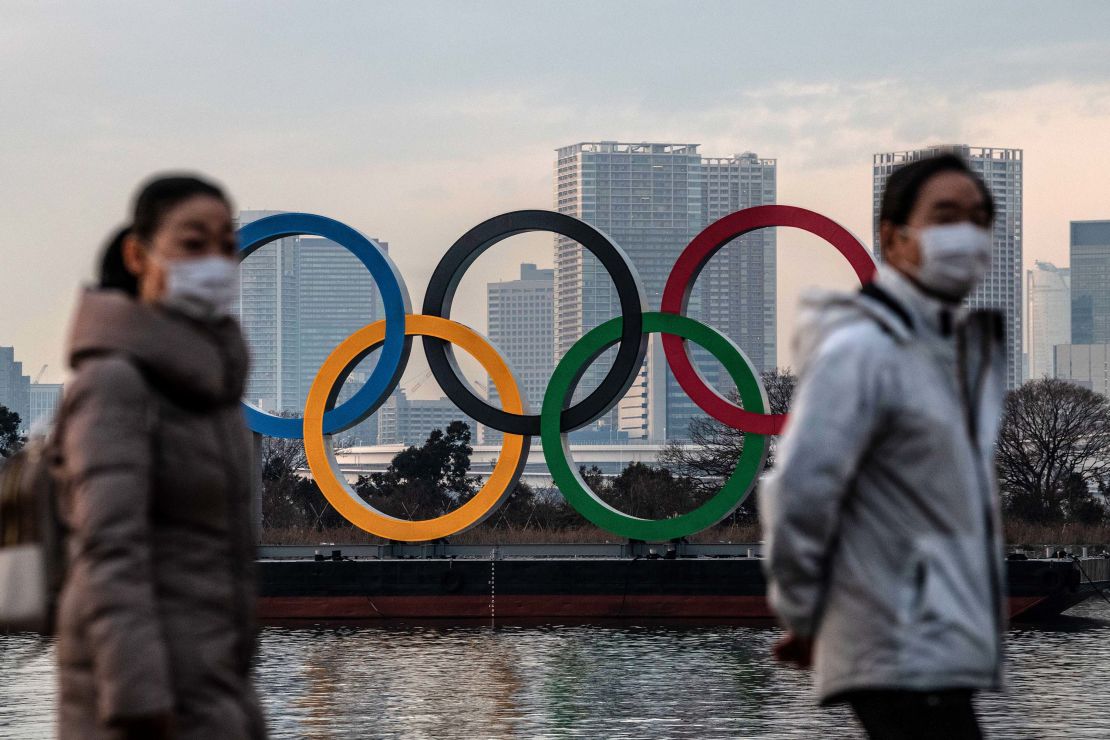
[3,600,1108,739]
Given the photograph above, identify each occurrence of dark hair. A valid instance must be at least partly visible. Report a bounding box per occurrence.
[98,226,139,295]
[97,174,230,296]
[131,174,229,241]
[879,153,995,231]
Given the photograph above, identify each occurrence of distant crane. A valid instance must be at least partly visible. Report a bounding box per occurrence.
[403,369,489,400]
[33,365,47,384]
[405,369,434,396]
[468,378,489,401]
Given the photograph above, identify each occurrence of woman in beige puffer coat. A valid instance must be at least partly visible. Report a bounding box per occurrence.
[55,175,265,739]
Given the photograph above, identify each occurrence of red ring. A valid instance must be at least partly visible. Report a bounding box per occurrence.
[660,205,876,435]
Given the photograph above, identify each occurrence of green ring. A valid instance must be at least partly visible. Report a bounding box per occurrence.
[541,311,769,541]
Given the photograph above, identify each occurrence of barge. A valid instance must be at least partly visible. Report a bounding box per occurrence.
[256,544,1110,623]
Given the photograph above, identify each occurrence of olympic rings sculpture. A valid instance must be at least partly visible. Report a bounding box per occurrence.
[239,207,875,542]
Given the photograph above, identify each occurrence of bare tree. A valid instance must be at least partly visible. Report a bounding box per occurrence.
[996,378,1110,523]
[659,369,796,482]
[658,369,795,526]
[261,435,307,481]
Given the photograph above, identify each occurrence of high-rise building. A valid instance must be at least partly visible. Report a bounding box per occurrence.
[1054,344,1110,397]
[484,263,554,444]
[554,142,777,441]
[237,210,297,413]
[1026,261,1071,381]
[28,383,64,432]
[1070,220,1110,346]
[376,389,477,446]
[0,347,30,432]
[701,152,778,374]
[873,146,1023,388]
[667,152,777,438]
[236,210,385,443]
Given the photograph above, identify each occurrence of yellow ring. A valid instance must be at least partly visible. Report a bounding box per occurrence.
[303,314,528,542]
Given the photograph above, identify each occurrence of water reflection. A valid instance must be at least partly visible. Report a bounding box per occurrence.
[256,624,859,739]
[0,633,55,739]
[3,600,1109,739]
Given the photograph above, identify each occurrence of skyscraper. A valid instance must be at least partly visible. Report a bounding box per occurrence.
[873,146,1023,388]
[701,152,778,374]
[237,211,385,443]
[554,142,777,441]
[28,383,64,432]
[1070,220,1110,346]
[237,210,297,412]
[1026,262,1071,381]
[293,235,385,415]
[0,346,30,431]
[485,263,554,444]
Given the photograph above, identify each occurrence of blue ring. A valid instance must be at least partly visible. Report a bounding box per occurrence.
[236,213,411,438]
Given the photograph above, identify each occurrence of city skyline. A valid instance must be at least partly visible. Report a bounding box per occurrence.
[1,145,1105,403]
[2,3,1108,386]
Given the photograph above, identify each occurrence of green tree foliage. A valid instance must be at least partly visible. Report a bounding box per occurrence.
[996,378,1110,524]
[355,421,478,521]
[604,462,705,520]
[565,463,708,524]
[1062,472,1107,525]
[0,405,23,458]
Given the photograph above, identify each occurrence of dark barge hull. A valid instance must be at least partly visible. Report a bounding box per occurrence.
[257,551,1110,623]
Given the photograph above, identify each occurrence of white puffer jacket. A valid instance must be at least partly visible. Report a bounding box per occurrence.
[760,266,1007,704]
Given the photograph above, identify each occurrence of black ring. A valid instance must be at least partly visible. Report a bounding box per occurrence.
[422,210,647,435]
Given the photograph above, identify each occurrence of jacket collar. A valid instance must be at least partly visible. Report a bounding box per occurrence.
[870,265,966,340]
[67,289,249,408]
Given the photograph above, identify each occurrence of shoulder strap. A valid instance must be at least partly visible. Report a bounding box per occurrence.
[859,282,914,333]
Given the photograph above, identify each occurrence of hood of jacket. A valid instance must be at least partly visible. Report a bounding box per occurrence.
[66,289,249,409]
[792,265,967,376]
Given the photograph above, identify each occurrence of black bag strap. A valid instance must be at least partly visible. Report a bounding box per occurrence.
[859,281,914,333]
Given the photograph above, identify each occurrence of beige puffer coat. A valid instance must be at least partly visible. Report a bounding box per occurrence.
[55,289,265,739]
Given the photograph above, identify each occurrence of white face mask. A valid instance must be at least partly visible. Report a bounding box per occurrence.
[911,222,992,300]
[161,255,239,321]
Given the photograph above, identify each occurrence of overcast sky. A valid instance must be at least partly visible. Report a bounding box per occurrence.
[3,1,1109,387]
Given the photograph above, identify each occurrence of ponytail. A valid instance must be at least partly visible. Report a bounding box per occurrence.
[98,226,138,296]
